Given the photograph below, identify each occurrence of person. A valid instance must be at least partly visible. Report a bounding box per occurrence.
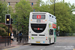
[18,31,22,43]
[10,32,14,43]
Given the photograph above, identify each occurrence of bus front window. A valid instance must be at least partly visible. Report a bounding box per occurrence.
[31,24,46,33]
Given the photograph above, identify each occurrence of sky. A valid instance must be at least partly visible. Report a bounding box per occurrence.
[42,0,75,5]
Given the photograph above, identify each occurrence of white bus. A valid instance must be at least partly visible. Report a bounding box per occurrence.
[28,12,57,44]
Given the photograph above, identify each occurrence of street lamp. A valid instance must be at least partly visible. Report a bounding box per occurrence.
[54,0,55,16]
[58,26,60,36]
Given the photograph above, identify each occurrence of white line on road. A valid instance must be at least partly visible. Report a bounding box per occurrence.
[41,49,43,50]
[40,47,46,50]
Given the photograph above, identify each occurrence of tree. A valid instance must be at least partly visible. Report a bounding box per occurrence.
[15,0,32,34]
[34,0,73,35]
[0,0,13,36]
[0,0,8,23]
[70,3,75,33]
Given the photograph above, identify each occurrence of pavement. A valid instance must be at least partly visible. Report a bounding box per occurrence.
[0,38,28,50]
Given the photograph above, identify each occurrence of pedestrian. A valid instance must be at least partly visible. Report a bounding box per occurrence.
[18,31,22,43]
[10,32,14,43]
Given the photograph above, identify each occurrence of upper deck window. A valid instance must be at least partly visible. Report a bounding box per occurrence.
[32,15,45,19]
[52,16,54,18]
[50,15,51,17]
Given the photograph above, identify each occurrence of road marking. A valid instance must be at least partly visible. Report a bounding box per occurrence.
[40,47,46,50]
[40,48,43,50]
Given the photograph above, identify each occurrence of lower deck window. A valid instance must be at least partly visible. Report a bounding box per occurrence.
[49,29,53,35]
[31,24,46,33]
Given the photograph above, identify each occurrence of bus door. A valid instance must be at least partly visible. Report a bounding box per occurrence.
[49,29,54,43]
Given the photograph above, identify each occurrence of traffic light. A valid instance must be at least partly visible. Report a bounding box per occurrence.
[5,14,11,25]
[11,18,13,24]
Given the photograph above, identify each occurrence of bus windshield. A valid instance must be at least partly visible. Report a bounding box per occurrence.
[31,24,46,33]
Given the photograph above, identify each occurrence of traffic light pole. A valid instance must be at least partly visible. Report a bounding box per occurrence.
[22,25,23,33]
[17,22,18,34]
[8,25,10,36]
[54,0,55,16]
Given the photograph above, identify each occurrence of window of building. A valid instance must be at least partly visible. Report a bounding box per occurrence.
[31,2,33,5]
[8,2,10,5]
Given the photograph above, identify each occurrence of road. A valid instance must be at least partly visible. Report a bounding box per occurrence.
[3,37,75,50]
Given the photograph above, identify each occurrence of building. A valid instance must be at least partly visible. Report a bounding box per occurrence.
[1,0,38,10]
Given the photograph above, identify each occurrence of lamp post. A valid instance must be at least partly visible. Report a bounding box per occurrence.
[58,26,60,36]
[54,0,55,16]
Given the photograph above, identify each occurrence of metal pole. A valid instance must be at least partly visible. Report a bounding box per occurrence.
[8,25,10,36]
[8,25,10,45]
[5,37,6,46]
[22,25,23,33]
[17,22,18,34]
[54,0,55,16]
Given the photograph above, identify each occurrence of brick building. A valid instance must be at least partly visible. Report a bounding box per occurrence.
[1,0,38,9]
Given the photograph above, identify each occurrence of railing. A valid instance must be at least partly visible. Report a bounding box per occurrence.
[0,36,11,47]
[17,35,28,44]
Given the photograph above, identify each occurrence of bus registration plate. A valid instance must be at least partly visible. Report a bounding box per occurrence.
[36,41,40,43]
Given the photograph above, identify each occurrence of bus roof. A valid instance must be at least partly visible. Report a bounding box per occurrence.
[30,12,56,16]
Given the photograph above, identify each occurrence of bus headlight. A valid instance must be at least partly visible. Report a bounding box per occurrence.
[29,36,31,40]
[29,36,30,38]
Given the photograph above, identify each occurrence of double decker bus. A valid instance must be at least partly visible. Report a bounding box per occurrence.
[28,12,56,44]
